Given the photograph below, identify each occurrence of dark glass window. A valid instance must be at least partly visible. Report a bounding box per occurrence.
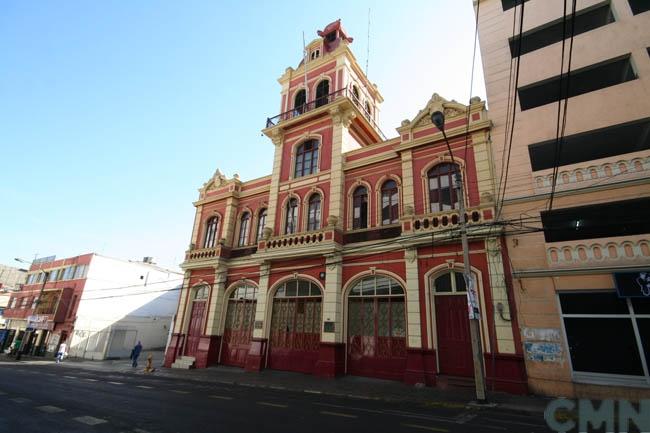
[294,89,306,115]
[502,0,529,11]
[256,209,267,242]
[352,186,368,229]
[628,0,650,15]
[381,180,399,225]
[559,292,650,378]
[307,194,321,231]
[294,140,319,178]
[428,163,459,213]
[238,212,250,247]
[541,198,650,242]
[204,216,219,248]
[285,198,298,234]
[432,271,467,293]
[315,80,330,108]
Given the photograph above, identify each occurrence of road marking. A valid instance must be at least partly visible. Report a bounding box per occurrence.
[316,402,383,414]
[9,397,31,403]
[74,416,108,426]
[320,411,357,419]
[108,381,124,385]
[63,375,77,379]
[45,373,56,376]
[402,423,448,432]
[482,417,545,427]
[0,391,6,395]
[171,390,190,394]
[209,395,233,400]
[85,378,98,382]
[37,405,66,414]
[304,389,322,394]
[133,429,151,433]
[136,385,153,389]
[455,413,477,424]
[257,402,288,408]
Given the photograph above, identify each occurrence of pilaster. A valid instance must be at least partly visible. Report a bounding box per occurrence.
[401,150,415,214]
[263,130,284,237]
[174,271,192,334]
[404,247,421,348]
[322,253,343,343]
[253,262,271,339]
[204,267,228,336]
[220,197,239,248]
[328,106,356,230]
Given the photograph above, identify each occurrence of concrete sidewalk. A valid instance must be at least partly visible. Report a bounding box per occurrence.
[1,351,551,415]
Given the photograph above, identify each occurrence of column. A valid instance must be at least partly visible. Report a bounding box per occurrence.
[404,247,427,385]
[196,267,227,368]
[220,197,238,247]
[262,131,284,238]
[164,270,192,367]
[246,262,270,371]
[315,253,345,378]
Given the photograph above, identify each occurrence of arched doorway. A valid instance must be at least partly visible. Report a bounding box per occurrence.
[268,279,322,374]
[185,284,209,357]
[221,283,257,367]
[347,275,407,380]
[432,270,473,377]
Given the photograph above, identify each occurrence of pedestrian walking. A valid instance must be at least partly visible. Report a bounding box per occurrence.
[130,341,143,367]
[56,341,67,364]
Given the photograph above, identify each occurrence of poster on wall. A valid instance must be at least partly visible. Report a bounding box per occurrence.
[614,271,650,298]
[466,276,480,320]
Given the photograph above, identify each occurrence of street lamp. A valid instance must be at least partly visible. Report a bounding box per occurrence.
[13,258,47,360]
[431,111,487,402]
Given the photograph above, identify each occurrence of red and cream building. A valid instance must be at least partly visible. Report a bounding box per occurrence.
[165,20,527,393]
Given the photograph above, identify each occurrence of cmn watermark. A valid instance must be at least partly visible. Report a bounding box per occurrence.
[545,399,650,432]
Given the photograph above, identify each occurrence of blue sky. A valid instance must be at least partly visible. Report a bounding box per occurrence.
[0,1,485,271]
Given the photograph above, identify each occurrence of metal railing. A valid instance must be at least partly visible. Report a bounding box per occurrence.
[266,87,386,140]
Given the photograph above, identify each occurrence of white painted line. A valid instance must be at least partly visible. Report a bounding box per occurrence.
[107,381,124,385]
[257,402,288,408]
[209,395,233,400]
[37,405,66,414]
[455,413,477,424]
[85,378,98,382]
[320,410,357,419]
[315,402,383,414]
[401,423,449,432]
[269,386,286,391]
[0,391,6,395]
[45,373,56,376]
[482,417,544,428]
[74,416,108,426]
[9,397,31,403]
[304,389,322,394]
[63,375,77,379]
[133,429,151,433]
[171,390,190,394]
[136,385,153,389]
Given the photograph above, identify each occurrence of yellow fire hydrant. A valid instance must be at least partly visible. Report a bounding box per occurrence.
[144,353,156,373]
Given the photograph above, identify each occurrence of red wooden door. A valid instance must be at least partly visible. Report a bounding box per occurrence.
[268,297,321,374]
[185,301,206,357]
[435,295,473,377]
[221,298,256,367]
[347,297,407,381]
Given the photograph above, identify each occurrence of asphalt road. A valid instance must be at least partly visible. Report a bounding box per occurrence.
[0,363,553,433]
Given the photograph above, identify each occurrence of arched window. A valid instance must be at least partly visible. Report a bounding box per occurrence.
[238,212,251,246]
[285,198,299,234]
[307,194,321,231]
[352,186,368,229]
[203,216,219,248]
[365,101,372,120]
[294,89,306,115]
[428,163,459,213]
[194,284,209,300]
[256,208,267,242]
[295,139,319,178]
[352,85,360,104]
[229,284,258,300]
[315,80,330,108]
[381,180,399,225]
[274,279,322,298]
[431,270,467,293]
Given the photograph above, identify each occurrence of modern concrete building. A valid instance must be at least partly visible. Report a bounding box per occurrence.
[2,254,181,360]
[165,20,527,393]
[476,0,650,398]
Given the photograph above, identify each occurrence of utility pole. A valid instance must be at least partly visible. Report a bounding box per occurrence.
[431,111,487,402]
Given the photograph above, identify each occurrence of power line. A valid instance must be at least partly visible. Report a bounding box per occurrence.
[463,0,481,163]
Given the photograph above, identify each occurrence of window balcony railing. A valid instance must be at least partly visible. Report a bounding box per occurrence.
[265,87,386,140]
[407,206,494,235]
[185,246,223,262]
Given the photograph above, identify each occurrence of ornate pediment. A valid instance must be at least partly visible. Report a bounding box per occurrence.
[198,169,230,198]
[403,93,471,131]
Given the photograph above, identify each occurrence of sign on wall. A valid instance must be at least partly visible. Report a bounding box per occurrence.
[466,277,480,320]
[614,271,650,298]
[27,315,53,330]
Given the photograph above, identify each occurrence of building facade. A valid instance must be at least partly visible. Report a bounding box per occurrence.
[476,0,650,398]
[165,20,527,393]
[2,254,181,360]
[0,264,27,335]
